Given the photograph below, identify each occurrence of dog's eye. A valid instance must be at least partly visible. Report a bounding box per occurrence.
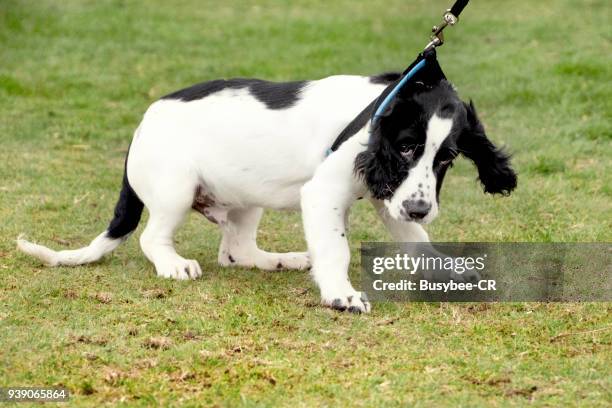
[399,144,415,159]
[436,155,456,168]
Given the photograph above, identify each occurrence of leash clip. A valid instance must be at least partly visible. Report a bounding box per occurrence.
[424,9,459,51]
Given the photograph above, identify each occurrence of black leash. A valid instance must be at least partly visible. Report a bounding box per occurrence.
[425,0,469,51]
[450,0,470,18]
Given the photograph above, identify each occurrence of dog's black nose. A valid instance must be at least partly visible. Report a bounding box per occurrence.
[402,199,431,220]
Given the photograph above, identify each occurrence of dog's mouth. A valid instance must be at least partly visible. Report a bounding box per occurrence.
[399,212,426,224]
[403,215,432,225]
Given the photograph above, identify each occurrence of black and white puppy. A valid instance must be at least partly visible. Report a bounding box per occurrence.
[18,59,516,313]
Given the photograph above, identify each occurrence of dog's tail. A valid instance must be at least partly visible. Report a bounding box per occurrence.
[17,150,144,267]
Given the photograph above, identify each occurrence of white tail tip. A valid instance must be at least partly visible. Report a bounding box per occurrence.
[17,234,60,266]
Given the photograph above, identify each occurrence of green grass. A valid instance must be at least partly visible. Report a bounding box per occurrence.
[1,0,611,406]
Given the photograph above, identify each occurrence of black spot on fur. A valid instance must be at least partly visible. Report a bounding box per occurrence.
[228,255,235,263]
[162,78,307,110]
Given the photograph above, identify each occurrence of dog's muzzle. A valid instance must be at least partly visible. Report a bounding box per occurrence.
[401,199,431,221]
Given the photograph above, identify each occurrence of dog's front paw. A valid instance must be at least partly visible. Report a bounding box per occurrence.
[322,290,371,314]
[155,256,202,280]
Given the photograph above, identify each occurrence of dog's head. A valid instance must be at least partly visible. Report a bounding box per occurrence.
[355,79,517,223]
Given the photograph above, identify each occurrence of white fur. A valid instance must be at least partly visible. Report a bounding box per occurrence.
[17,232,121,266]
[17,74,448,312]
[386,114,453,223]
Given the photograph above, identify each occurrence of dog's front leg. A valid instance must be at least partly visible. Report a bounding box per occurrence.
[370,199,479,283]
[370,199,430,242]
[301,181,370,313]
[300,142,371,314]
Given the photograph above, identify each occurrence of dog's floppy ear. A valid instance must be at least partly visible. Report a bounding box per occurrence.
[355,101,407,199]
[355,127,399,200]
[458,101,517,195]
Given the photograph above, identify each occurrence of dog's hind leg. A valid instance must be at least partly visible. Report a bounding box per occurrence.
[218,207,310,271]
[139,186,202,280]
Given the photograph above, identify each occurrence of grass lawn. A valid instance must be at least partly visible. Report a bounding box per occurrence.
[1,0,611,406]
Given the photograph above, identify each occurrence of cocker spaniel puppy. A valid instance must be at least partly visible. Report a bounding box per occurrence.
[18,55,516,313]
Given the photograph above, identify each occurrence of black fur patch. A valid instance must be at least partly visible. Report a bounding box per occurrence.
[330,99,377,151]
[162,78,307,110]
[457,101,517,195]
[249,80,307,109]
[369,72,402,85]
[106,145,144,239]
